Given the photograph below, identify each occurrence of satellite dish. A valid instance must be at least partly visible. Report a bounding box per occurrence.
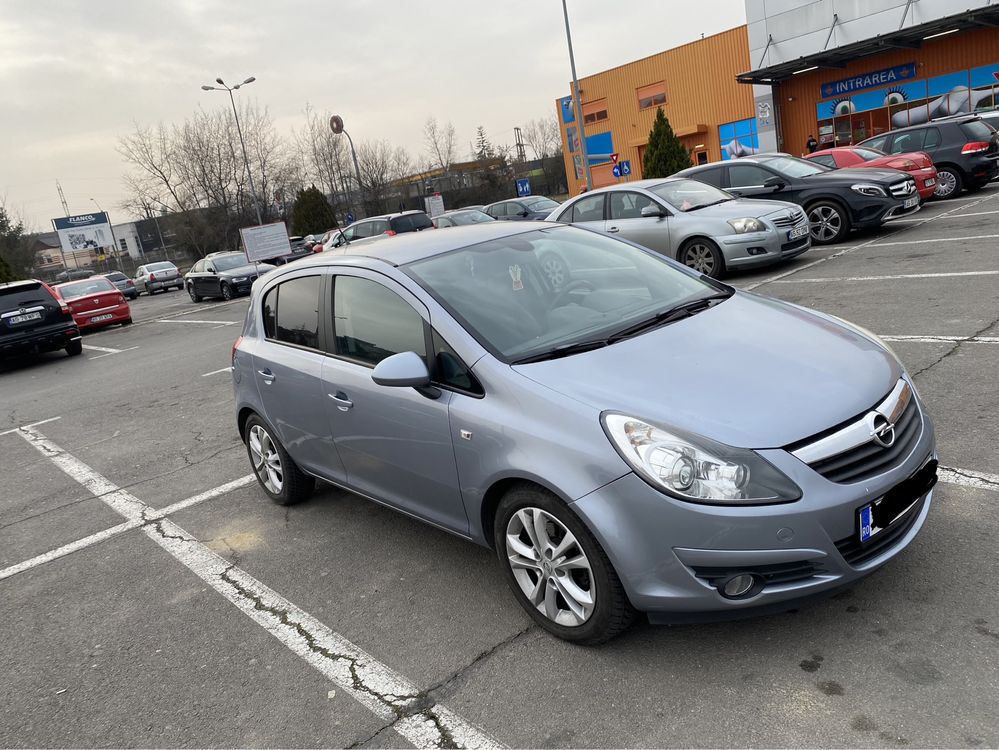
[329,115,344,134]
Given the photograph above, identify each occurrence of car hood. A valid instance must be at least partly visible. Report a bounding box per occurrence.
[687,198,800,220]
[806,167,907,185]
[514,293,900,448]
[220,262,275,277]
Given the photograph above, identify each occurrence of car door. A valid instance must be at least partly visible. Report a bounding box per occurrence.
[605,190,670,253]
[188,260,205,293]
[251,271,346,480]
[201,261,218,296]
[134,266,147,293]
[726,163,782,199]
[565,193,606,233]
[320,269,467,534]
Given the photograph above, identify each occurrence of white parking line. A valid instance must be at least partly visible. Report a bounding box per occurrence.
[773,270,999,284]
[0,416,61,437]
[10,426,501,750]
[155,319,237,326]
[868,233,999,248]
[879,334,999,344]
[201,367,233,377]
[82,344,140,355]
[890,209,999,223]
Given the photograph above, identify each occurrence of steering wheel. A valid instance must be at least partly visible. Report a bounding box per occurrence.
[550,279,595,309]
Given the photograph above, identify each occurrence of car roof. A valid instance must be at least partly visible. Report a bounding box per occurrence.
[308,222,546,267]
[486,196,552,207]
[876,117,979,134]
[355,210,427,222]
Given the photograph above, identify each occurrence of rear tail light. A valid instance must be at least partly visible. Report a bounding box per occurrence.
[962,141,990,154]
[384,229,397,236]
[127,280,134,287]
[887,159,917,170]
[149,273,156,281]
[231,335,243,366]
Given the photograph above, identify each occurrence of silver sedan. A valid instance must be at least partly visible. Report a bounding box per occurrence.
[547,178,811,279]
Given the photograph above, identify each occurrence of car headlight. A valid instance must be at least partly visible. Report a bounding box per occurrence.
[727,217,766,233]
[231,276,248,282]
[602,413,801,505]
[851,183,887,197]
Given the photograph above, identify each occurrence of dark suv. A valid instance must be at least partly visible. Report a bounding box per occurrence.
[858,116,999,199]
[1,280,82,359]
[675,153,919,244]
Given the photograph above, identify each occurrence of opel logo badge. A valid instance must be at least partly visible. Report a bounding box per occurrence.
[871,414,896,448]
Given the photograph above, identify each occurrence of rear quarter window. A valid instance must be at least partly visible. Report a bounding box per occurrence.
[961,120,997,142]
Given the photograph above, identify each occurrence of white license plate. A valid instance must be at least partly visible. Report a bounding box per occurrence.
[904,196,919,208]
[90,314,114,323]
[9,312,42,324]
[924,178,935,187]
[788,225,809,240]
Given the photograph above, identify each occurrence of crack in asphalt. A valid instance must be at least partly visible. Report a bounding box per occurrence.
[910,312,999,378]
[942,467,999,491]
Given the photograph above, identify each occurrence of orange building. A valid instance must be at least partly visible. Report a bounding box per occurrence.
[556,26,755,194]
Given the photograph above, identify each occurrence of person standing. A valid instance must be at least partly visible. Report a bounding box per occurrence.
[806,134,818,153]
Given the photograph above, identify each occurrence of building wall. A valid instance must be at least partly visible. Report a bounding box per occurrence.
[556,26,754,194]
[775,26,999,155]
[111,222,143,259]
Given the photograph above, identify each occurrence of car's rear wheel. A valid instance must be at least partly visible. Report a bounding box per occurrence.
[65,340,83,356]
[806,201,850,244]
[244,415,315,505]
[188,284,202,303]
[221,282,234,301]
[933,167,962,199]
[678,238,725,278]
[122,318,132,326]
[495,484,635,644]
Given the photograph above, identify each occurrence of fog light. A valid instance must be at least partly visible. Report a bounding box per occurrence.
[747,247,767,256]
[720,573,757,598]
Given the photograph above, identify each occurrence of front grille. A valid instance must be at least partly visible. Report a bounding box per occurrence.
[691,560,822,587]
[772,209,805,227]
[889,179,916,198]
[835,494,926,566]
[807,397,921,484]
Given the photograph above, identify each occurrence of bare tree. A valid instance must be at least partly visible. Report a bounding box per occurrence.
[521,116,562,160]
[294,105,352,217]
[424,116,457,173]
[357,140,413,214]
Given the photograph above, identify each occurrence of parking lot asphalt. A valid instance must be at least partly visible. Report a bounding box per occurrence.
[2,189,998,748]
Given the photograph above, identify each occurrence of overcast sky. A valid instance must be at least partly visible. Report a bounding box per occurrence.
[2,0,746,230]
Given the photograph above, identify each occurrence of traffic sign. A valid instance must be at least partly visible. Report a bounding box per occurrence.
[345,212,355,225]
[620,160,632,176]
[516,178,532,197]
[610,153,619,164]
[612,164,622,178]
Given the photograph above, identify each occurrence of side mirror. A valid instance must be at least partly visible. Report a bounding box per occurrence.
[371,351,431,388]
[763,176,786,191]
[520,210,530,217]
[640,204,666,218]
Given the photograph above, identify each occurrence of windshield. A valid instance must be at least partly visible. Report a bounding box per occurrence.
[147,262,176,271]
[58,278,115,299]
[759,156,827,177]
[854,147,886,161]
[405,226,720,362]
[449,210,494,225]
[213,254,249,271]
[524,197,559,212]
[649,179,733,212]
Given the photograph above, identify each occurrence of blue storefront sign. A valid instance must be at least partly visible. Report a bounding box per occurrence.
[559,96,575,124]
[821,63,917,98]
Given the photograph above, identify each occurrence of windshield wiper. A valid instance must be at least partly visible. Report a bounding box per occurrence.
[511,339,609,365]
[607,292,732,342]
[686,198,733,212]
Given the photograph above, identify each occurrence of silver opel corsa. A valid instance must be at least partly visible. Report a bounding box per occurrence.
[232,222,936,644]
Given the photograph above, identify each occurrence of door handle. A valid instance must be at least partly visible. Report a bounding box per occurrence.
[328,392,354,411]
[257,369,275,384]
[607,226,620,233]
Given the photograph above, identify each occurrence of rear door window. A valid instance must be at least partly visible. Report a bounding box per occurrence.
[889,130,925,153]
[262,276,322,350]
[570,194,605,222]
[862,134,889,152]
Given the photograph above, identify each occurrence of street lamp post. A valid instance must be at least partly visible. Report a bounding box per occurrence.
[201,76,264,225]
[329,114,364,216]
[560,0,592,191]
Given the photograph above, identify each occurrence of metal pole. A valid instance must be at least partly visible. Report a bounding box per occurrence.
[561,0,592,191]
[227,87,264,225]
[343,129,364,211]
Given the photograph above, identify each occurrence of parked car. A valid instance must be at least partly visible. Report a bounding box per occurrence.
[431,209,496,229]
[310,228,342,254]
[134,261,183,295]
[53,277,132,331]
[857,116,999,199]
[548,178,810,278]
[0,280,81,358]
[675,153,920,245]
[233,222,937,644]
[102,271,138,300]
[324,211,434,250]
[456,204,486,211]
[484,196,561,221]
[805,147,939,202]
[185,252,275,302]
[54,268,95,283]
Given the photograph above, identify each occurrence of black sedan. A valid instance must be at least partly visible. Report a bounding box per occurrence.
[483,196,561,221]
[185,252,275,302]
[675,153,920,244]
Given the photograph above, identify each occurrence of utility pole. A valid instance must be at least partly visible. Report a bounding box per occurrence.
[561,0,592,190]
[513,127,527,163]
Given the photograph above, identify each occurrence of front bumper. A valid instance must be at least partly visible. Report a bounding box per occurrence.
[850,194,919,229]
[718,224,812,270]
[570,397,936,621]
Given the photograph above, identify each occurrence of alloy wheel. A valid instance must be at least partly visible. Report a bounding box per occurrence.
[248,424,283,494]
[188,285,197,302]
[505,507,595,627]
[221,283,233,301]
[808,205,842,242]
[934,171,957,198]
[683,243,717,275]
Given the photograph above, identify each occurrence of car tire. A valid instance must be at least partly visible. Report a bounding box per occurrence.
[188,284,202,303]
[244,415,315,506]
[122,318,133,326]
[805,200,851,245]
[221,282,234,301]
[539,252,570,291]
[65,340,83,357]
[494,484,635,645]
[932,167,963,200]
[677,238,725,278]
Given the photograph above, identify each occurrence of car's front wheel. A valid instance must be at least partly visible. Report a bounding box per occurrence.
[678,238,725,278]
[244,415,315,506]
[221,282,234,301]
[806,201,851,244]
[495,484,635,644]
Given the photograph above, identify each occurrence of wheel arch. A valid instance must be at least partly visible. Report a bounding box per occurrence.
[479,476,577,550]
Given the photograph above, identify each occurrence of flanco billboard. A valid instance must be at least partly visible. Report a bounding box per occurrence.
[52,212,114,256]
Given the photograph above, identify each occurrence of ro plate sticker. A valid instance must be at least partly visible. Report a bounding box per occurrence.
[860,505,874,542]
[509,264,523,291]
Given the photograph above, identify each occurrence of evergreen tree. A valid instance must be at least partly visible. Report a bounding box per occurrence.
[474,126,495,160]
[642,107,692,178]
[0,254,14,283]
[291,186,336,236]
[0,205,31,281]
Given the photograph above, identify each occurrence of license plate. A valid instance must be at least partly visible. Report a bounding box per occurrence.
[90,314,114,323]
[787,225,809,240]
[924,178,935,187]
[9,312,42,324]
[903,196,919,208]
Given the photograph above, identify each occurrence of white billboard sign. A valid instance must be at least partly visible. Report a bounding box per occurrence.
[239,222,292,263]
[52,212,114,256]
[424,194,445,218]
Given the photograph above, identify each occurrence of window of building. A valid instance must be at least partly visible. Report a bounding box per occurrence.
[582,99,608,125]
[262,276,321,349]
[333,276,426,366]
[119,238,128,253]
[637,82,667,110]
[718,117,759,160]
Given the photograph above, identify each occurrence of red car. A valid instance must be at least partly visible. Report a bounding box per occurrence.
[53,276,132,331]
[805,147,939,201]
